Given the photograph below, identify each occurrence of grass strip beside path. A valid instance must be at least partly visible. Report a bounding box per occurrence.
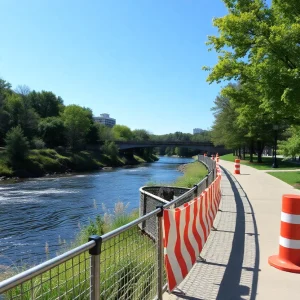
[172,161,207,188]
[267,171,300,189]
[221,154,299,170]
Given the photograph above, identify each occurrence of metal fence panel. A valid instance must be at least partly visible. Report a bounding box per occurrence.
[1,154,216,300]
[99,220,159,300]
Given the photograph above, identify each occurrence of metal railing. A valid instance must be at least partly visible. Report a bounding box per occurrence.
[0,155,216,300]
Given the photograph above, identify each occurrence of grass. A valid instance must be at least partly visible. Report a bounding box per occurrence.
[0,152,13,176]
[221,153,299,170]
[0,149,159,178]
[172,161,207,188]
[267,171,300,189]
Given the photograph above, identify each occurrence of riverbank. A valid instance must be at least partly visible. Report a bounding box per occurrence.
[0,148,158,179]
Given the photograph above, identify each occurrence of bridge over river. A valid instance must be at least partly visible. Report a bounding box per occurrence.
[98,140,230,155]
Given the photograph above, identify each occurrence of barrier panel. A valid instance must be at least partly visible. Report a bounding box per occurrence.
[163,168,222,292]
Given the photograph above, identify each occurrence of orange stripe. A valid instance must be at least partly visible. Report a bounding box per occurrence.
[279,245,300,266]
[282,195,300,215]
[280,222,300,240]
[174,208,188,278]
[192,198,203,253]
[184,205,196,264]
[165,255,177,292]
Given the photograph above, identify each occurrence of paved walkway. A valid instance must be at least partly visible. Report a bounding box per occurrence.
[163,160,300,300]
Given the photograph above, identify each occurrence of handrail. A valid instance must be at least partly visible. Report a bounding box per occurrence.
[0,240,95,294]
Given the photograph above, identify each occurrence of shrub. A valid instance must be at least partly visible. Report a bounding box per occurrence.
[5,126,29,162]
[32,138,45,149]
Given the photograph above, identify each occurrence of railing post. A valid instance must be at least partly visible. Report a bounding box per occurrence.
[206,175,209,188]
[89,235,102,300]
[156,206,164,300]
[193,184,198,198]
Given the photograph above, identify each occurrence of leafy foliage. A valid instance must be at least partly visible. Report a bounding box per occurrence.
[62,105,91,149]
[5,126,29,162]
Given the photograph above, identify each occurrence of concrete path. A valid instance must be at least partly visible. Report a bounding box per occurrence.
[163,160,300,300]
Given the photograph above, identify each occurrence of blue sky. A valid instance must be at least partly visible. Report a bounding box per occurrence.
[0,0,228,135]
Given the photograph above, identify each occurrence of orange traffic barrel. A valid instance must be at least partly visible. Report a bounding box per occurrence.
[234,159,240,174]
[269,195,300,273]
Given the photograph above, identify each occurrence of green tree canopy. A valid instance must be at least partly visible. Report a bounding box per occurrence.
[62,105,91,149]
[38,117,66,147]
[205,0,300,125]
[28,90,64,118]
[5,126,29,162]
[132,129,150,141]
[112,125,133,141]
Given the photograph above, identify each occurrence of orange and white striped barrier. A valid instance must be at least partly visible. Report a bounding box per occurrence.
[269,194,300,273]
[163,173,222,291]
[234,159,240,174]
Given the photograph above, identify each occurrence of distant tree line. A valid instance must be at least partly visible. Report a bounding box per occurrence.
[0,78,212,162]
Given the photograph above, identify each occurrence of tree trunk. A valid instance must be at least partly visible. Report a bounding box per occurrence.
[250,140,254,163]
[238,147,241,159]
[242,145,246,160]
[256,140,263,163]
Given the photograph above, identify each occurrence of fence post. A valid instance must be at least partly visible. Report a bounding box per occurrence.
[89,235,102,300]
[156,206,164,300]
[193,184,198,198]
[206,175,209,188]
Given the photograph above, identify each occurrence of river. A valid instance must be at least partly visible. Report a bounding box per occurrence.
[0,156,193,267]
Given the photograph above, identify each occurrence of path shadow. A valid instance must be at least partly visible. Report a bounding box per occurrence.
[215,167,260,300]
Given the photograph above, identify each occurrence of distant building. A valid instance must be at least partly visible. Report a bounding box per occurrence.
[193,128,204,134]
[93,113,116,128]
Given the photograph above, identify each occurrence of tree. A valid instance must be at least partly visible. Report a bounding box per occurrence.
[4,93,39,140]
[15,85,31,97]
[279,126,300,158]
[38,117,66,147]
[132,129,150,141]
[101,141,119,159]
[205,0,300,126]
[5,126,29,162]
[28,90,64,118]
[98,124,113,141]
[62,105,91,149]
[112,125,133,141]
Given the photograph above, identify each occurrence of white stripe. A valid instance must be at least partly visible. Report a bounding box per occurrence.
[281,212,300,224]
[188,201,199,260]
[195,197,205,253]
[280,236,300,249]
[207,187,214,229]
[202,191,209,238]
[179,207,193,271]
[165,210,183,285]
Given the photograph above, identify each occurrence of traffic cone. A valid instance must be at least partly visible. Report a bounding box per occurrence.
[234,159,240,174]
[269,195,300,273]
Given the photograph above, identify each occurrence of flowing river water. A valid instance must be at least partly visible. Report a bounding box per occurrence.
[0,156,193,268]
